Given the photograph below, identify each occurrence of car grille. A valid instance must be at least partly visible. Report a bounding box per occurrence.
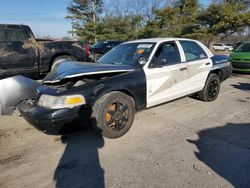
[232,62,250,69]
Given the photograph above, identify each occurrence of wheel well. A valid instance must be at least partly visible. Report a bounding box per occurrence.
[119,89,138,109]
[210,69,223,81]
[49,53,72,70]
[102,89,137,110]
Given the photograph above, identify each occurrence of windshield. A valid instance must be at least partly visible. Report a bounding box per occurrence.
[235,43,250,52]
[97,42,156,66]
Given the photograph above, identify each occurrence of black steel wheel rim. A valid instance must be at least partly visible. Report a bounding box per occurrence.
[208,79,219,99]
[105,101,129,131]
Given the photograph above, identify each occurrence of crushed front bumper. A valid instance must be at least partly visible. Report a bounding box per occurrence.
[18,101,91,135]
[0,76,41,115]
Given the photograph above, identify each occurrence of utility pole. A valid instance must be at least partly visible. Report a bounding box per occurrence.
[92,0,97,43]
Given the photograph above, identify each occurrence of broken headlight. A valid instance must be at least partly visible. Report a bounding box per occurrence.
[38,94,85,109]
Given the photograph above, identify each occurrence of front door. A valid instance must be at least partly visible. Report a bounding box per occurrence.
[144,41,189,108]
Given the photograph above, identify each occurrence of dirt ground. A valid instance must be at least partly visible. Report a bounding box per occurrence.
[0,74,249,188]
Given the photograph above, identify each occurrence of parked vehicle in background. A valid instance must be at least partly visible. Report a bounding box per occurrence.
[81,42,91,62]
[230,42,250,73]
[212,43,233,51]
[226,43,234,48]
[85,46,90,57]
[17,38,231,138]
[90,40,122,61]
[0,24,86,79]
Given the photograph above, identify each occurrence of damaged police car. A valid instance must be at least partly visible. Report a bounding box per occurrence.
[17,38,231,138]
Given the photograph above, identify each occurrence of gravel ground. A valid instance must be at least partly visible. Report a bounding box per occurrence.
[0,74,249,188]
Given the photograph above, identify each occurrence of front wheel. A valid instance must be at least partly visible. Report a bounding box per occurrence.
[91,91,135,139]
[198,74,221,102]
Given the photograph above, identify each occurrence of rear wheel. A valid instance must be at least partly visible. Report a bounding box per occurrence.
[91,91,135,139]
[198,73,220,102]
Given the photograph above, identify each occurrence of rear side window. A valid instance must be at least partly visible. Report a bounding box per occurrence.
[0,28,25,42]
[180,41,207,62]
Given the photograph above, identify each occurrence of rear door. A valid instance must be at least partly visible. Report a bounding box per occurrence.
[144,41,189,107]
[179,40,212,93]
[0,25,38,77]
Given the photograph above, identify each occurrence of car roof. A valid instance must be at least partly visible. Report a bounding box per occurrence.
[0,24,29,27]
[125,38,201,44]
[124,37,213,57]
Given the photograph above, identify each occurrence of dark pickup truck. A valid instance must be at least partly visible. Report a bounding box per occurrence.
[0,24,86,78]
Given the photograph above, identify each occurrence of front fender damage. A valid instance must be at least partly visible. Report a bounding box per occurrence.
[0,76,41,115]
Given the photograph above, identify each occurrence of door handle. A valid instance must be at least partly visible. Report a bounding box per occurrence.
[179,67,187,71]
[205,62,211,65]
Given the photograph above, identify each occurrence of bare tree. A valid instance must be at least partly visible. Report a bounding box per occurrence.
[104,0,173,20]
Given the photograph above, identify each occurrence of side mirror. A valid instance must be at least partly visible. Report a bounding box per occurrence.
[137,56,147,66]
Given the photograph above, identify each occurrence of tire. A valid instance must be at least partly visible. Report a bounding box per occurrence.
[51,55,72,70]
[91,91,135,139]
[198,73,221,102]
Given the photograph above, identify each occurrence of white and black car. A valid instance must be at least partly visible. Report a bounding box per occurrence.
[18,38,232,138]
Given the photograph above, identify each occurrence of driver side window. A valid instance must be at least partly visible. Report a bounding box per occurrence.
[150,42,181,68]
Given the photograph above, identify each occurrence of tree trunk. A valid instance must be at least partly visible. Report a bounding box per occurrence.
[208,39,214,51]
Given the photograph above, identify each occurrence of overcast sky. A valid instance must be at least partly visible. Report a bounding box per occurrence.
[0,0,211,38]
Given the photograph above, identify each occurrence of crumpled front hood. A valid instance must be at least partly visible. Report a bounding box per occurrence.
[43,60,135,83]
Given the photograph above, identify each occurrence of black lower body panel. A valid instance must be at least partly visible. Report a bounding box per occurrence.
[221,65,232,81]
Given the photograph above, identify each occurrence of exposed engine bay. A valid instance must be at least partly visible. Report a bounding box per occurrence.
[43,72,122,92]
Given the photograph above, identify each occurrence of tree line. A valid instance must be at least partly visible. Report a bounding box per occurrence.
[66,0,250,47]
